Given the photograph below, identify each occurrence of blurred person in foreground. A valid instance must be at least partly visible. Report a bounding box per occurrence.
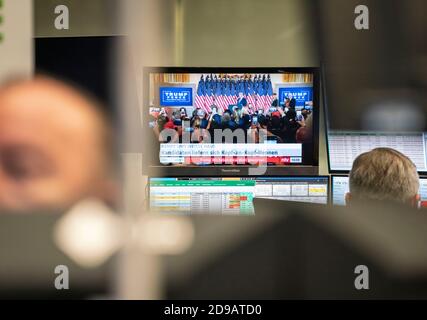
[346,148,420,207]
[0,76,118,213]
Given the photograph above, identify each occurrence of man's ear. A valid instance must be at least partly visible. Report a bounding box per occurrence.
[410,194,420,208]
[345,192,352,206]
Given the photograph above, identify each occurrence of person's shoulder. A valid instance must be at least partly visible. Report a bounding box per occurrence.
[229,121,237,128]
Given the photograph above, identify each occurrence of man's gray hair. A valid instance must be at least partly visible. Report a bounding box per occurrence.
[349,147,419,204]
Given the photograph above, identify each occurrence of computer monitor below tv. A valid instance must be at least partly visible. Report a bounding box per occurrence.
[327,131,427,173]
[331,175,427,207]
[143,67,319,176]
[148,176,329,214]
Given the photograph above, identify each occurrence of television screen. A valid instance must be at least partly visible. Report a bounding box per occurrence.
[143,68,319,176]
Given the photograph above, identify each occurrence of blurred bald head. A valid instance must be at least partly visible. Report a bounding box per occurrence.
[0,76,116,212]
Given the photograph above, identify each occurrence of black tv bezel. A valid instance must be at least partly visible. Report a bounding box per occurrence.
[142,67,320,177]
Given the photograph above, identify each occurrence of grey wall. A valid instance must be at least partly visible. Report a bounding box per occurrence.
[181,0,317,67]
[34,0,119,37]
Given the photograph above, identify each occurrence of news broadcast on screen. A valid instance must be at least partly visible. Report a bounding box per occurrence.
[145,68,317,169]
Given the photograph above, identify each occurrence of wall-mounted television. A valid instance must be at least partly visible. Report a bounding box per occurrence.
[143,67,320,177]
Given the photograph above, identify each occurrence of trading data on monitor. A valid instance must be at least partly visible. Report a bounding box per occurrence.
[331,176,350,206]
[149,176,329,214]
[328,131,427,172]
[332,175,427,207]
[250,177,328,204]
[149,178,255,214]
[419,178,427,208]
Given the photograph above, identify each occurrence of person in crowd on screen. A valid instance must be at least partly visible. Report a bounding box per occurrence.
[302,108,311,119]
[156,113,168,132]
[256,116,283,143]
[161,110,183,143]
[211,105,221,116]
[296,108,311,128]
[221,112,238,131]
[161,117,180,144]
[191,105,202,123]
[296,111,313,143]
[269,104,281,119]
[179,107,188,120]
[236,92,248,109]
[210,102,219,114]
[206,111,222,137]
[295,126,308,143]
[238,106,252,131]
[190,118,203,143]
[163,117,175,130]
[233,105,242,126]
[287,93,296,109]
[0,76,118,212]
[281,106,298,143]
[174,119,184,143]
[271,93,279,108]
[346,148,420,207]
[247,103,255,115]
[200,110,210,129]
[283,97,290,110]
[270,115,284,140]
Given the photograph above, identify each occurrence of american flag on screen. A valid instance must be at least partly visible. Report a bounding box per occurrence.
[194,74,275,113]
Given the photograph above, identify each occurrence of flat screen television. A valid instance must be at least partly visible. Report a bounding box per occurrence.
[142,67,320,176]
